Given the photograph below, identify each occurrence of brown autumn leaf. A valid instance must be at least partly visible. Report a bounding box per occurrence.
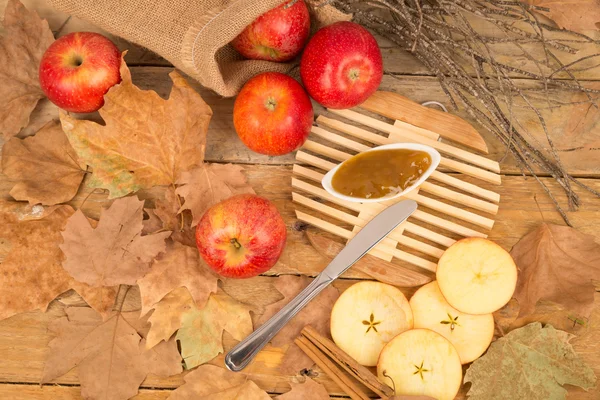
[146,287,195,348]
[276,377,330,399]
[257,275,339,373]
[527,0,600,33]
[0,0,54,138]
[138,240,219,317]
[0,203,73,321]
[0,202,121,319]
[69,282,119,319]
[60,57,212,198]
[1,120,86,205]
[495,298,594,335]
[176,163,255,226]
[60,196,171,287]
[168,364,271,400]
[510,223,600,318]
[571,292,600,388]
[143,186,196,247]
[42,305,182,400]
[176,291,254,369]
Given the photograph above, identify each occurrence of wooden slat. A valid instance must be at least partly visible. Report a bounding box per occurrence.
[316,116,502,184]
[328,109,500,173]
[431,171,500,203]
[403,222,456,247]
[420,182,499,214]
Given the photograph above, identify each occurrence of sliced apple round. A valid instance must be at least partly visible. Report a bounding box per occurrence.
[410,281,494,364]
[377,329,462,400]
[436,237,517,315]
[330,281,413,366]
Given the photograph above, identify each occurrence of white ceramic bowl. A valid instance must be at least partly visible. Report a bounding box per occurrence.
[322,143,441,203]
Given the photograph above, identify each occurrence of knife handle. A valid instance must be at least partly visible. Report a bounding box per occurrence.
[225,273,332,372]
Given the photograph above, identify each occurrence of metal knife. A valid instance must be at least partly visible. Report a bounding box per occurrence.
[224,199,418,372]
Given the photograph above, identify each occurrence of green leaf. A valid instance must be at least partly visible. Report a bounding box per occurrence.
[175,292,253,369]
[464,322,596,400]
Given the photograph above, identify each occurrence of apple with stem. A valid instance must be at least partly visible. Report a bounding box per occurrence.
[330,281,413,366]
[39,32,121,113]
[195,194,287,279]
[410,281,494,364]
[377,329,463,400]
[232,0,310,62]
[436,237,518,315]
[300,21,383,109]
[233,72,313,156]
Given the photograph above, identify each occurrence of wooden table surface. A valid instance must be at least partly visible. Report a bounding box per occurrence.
[1,1,599,398]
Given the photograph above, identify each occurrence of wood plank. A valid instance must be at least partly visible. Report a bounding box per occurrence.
[0,384,173,399]
[19,68,596,177]
[1,166,599,277]
[0,282,598,399]
[7,0,600,81]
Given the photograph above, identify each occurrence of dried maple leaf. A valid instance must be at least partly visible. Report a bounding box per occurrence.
[0,203,72,321]
[169,364,270,400]
[1,120,86,205]
[60,196,171,286]
[69,281,119,319]
[176,291,253,369]
[176,163,255,226]
[59,58,212,198]
[0,0,54,138]
[276,377,330,399]
[146,287,195,348]
[510,223,600,318]
[138,240,219,317]
[464,322,596,399]
[42,305,182,400]
[257,275,339,374]
[527,0,600,33]
[143,186,195,247]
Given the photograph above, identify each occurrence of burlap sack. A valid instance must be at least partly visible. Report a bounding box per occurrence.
[47,0,349,97]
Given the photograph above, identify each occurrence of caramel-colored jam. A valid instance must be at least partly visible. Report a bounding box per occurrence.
[331,149,432,199]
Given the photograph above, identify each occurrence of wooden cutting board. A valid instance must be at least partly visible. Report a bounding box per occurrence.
[292,92,501,286]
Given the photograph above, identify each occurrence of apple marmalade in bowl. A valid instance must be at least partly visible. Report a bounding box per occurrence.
[331,148,432,200]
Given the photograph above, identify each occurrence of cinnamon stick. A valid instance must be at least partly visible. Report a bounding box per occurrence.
[294,336,370,400]
[300,326,395,398]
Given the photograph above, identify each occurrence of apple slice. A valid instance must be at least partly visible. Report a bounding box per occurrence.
[377,329,462,400]
[436,237,517,315]
[330,281,413,366]
[410,281,494,364]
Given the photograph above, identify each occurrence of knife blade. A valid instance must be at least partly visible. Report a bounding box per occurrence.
[306,231,432,287]
[225,199,418,372]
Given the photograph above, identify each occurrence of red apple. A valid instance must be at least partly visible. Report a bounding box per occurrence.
[39,32,121,113]
[233,72,313,156]
[300,21,383,109]
[195,194,287,279]
[232,0,310,62]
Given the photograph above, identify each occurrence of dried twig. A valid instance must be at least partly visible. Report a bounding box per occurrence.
[332,0,600,224]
